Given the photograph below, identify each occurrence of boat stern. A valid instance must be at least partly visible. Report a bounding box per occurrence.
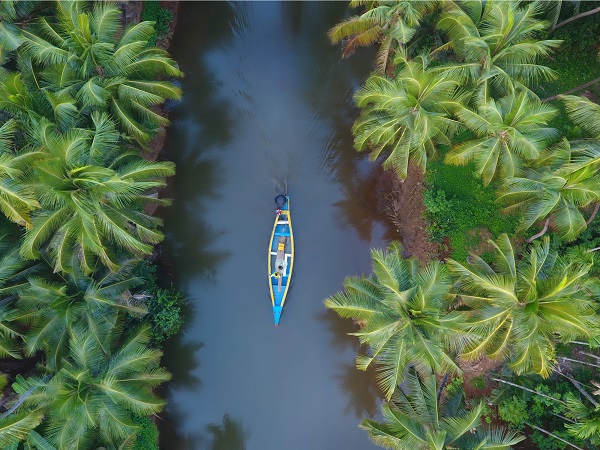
[273,305,283,326]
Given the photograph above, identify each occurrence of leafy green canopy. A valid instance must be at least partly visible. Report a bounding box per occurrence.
[0,1,183,148]
[353,54,462,180]
[498,138,600,241]
[447,234,600,377]
[20,113,174,273]
[362,368,523,449]
[446,89,558,186]
[325,241,466,400]
[434,0,561,101]
[12,324,170,449]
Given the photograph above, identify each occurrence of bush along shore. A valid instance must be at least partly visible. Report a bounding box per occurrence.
[0,1,184,448]
[327,1,600,449]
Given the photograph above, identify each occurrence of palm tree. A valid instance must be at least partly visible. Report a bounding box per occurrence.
[497,139,600,241]
[561,95,600,138]
[0,412,44,448]
[18,259,146,369]
[0,220,40,359]
[446,89,558,186]
[324,241,465,400]
[362,368,523,449]
[447,233,600,377]
[20,113,174,273]
[353,54,462,180]
[0,119,40,227]
[13,324,169,449]
[328,0,442,72]
[4,1,183,147]
[434,0,561,101]
[564,392,600,446]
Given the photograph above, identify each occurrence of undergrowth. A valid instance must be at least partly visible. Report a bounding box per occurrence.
[423,156,519,261]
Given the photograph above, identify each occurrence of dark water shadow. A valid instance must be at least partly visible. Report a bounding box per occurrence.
[316,308,382,420]
[337,363,381,419]
[205,414,249,450]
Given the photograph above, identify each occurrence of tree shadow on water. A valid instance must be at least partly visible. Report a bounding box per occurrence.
[205,414,248,450]
[316,309,382,420]
[337,363,381,420]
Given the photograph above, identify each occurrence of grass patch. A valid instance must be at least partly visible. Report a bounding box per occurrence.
[424,156,519,261]
[133,415,159,450]
[141,0,173,46]
[469,375,486,390]
[534,4,600,99]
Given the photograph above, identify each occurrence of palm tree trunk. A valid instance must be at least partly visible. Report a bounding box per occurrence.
[557,371,599,407]
[542,77,600,103]
[526,218,550,243]
[526,422,584,450]
[491,377,566,405]
[580,351,600,361]
[558,355,600,369]
[587,203,600,225]
[551,6,600,32]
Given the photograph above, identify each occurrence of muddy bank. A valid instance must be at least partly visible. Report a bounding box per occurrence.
[378,164,440,263]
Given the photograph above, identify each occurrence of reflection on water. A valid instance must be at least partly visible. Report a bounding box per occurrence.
[160,2,387,449]
[206,414,248,450]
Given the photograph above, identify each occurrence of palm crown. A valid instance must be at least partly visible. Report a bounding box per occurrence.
[18,260,146,369]
[446,89,558,186]
[20,113,174,273]
[362,368,523,449]
[498,139,600,241]
[14,324,170,449]
[353,54,461,180]
[447,234,600,377]
[325,241,465,400]
[435,0,561,100]
[2,1,183,147]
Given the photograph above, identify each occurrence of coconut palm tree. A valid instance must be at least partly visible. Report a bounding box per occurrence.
[447,233,600,377]
[362,368,523,449]
[434,0,561,101]
[20,113,174,273]
[328,0,443,72]
[18,259,146,369]
[497,139,600,241]
[353,53,462,180]
[561,95,600,138]
[324,241,466,400]
[13,324,169,449]
[0,119,41,227]
[3,1,182,147]
[0,220,41,359]
[564,392,600,446]
[446,89,558,186]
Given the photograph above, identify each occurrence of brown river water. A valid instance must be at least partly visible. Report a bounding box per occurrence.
[158,2,392,449]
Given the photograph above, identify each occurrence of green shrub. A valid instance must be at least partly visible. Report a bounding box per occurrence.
[470,375,485,390]
[424,157,519,260]
[535,5,600,98]
[141,0,173,45]
[531,430,569,450]
[133,415,159,450]
[498,395,529,430]
[147,286,185,343]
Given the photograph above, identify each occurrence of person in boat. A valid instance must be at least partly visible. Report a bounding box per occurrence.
[275,194,286,215]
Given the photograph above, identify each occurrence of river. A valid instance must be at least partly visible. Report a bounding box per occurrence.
[159,2,390,449]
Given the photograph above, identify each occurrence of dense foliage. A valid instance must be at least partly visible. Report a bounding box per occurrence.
[328,0,600,449]
[0,1,183,448]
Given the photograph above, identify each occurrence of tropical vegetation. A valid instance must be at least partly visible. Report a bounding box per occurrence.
[328,0,600,448]
[0,0,182,448]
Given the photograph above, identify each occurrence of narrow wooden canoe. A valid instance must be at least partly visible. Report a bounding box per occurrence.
[268,195,294,326]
